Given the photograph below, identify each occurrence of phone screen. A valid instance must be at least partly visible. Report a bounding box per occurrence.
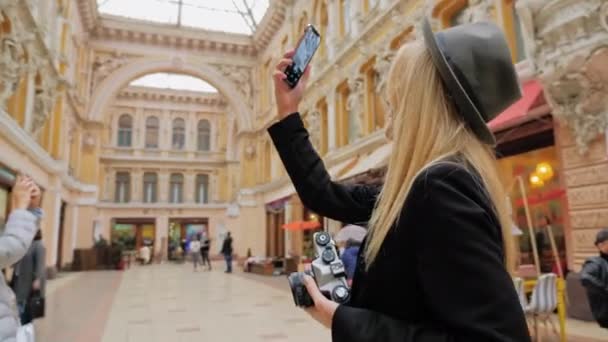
[285,26,321,88]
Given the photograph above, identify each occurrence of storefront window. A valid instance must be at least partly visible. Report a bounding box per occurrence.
[497,146,566,273]
[112,223,136,250]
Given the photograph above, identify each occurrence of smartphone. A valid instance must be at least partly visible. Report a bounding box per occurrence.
[284,25,321,88]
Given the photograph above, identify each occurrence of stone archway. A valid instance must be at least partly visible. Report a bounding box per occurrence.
[87,57,253,133]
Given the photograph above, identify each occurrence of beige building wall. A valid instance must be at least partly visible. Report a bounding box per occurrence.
[0,0,606,272]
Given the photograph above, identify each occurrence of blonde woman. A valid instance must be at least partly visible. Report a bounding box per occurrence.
[268,19,530,341]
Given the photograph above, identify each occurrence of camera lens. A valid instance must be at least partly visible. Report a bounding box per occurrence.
[315,232,331,246]
[287,272,313,307]
[321,248,335,263]
[332,285,350,304]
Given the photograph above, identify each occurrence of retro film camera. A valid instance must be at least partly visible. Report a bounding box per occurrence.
[287,231,350,307]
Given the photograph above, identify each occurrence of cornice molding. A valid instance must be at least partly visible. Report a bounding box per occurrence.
[116,87,228,107]
[76,0,100,32]
[253,0,290,51]
[0,111,98,194]
[90,16,257,58]
[96,202,230,210]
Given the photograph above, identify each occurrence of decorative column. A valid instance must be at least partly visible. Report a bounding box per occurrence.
[132,169,142,203]
[326,0,340,59]
[23,71,36,132]
[522,0,608,272]
[184,172,195,203]
[134,107,143,148]
[103,167,113,201]
[351,0,364,37]
[326,90,337,151]
[158,172,169,203]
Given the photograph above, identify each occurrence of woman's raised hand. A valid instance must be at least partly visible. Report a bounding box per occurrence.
[11,174,34,210]
[272,50,311,119]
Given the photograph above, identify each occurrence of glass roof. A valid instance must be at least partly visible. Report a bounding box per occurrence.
[130,73,218,93]
[97,0,269,35]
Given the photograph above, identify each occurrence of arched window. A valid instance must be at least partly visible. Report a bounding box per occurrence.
[197,120,211,151]
[143,172,158,203]
[145,116,159,148]
[195,174,209,204]
[115,172,131,203]
[172,118,185,150]
[117,114,132,147]
[169,173,184,203]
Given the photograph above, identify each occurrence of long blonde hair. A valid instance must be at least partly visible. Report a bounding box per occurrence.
[365,41,514,272]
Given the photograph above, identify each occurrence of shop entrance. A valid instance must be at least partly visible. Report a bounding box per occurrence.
[265,204,286,257]
[111,218,156,255]
[495,116,568,274]
[167,217,208,260]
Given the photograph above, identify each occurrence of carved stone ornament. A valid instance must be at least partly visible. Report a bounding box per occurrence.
[530,0,608,153]
[454,0,496,25]
[515,0,546,69]
[347,76,365,140]
[546,47,608,153]
[244,145,256,159]
[215,64,253,106]
[31,74,57,137]
[0,36,26,110]
[601,2,608,33]
[82,132,96,149]
[374,45,395,96]
[90,52,130,92]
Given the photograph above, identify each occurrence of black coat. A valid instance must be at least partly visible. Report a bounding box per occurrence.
[221,236,233,255]
[581,255,608,328]
[268,113,530,342]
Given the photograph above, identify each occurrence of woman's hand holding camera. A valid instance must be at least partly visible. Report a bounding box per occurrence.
[12,175,35,210]
[302,275,338,329]
[273,50,311,119]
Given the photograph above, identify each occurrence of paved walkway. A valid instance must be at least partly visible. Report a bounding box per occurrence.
[34,263,608,342]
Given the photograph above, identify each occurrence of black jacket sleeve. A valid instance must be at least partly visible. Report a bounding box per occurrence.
[267,113,379,225]
[332,164,530,342]
[581,259,608,295]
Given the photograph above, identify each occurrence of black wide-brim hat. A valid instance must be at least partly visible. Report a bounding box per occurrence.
[422,18,521,145]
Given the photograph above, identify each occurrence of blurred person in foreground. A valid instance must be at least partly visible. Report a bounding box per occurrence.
[0,175,41,342]
[340,239,361,285]
[11,227,45,325]
[581,229,608,329]
[268,19,530,341]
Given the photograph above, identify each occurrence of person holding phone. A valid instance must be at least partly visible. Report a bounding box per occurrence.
[268,19,530,341]
[0,174,41,342]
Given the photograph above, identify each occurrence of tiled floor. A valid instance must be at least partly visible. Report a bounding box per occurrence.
[34,263,608,342]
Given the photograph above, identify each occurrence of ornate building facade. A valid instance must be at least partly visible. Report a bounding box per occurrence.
[0,0,606,278]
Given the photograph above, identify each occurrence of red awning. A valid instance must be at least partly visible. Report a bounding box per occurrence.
[489,80,545,131]
[281,221,321,231]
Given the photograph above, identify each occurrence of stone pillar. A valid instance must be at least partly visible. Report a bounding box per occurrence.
[526,0,608,271]
[155,215,168,260]
[132,169,142,203]
[134,107,143,148]
[161,110,170,150]
[326,0,340,59]
[159,172,169,203]
[326,90,337,150]
[184,171,195,203]
[23,72,36,132]
[103,167,113,201]
[351,0,364,37]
